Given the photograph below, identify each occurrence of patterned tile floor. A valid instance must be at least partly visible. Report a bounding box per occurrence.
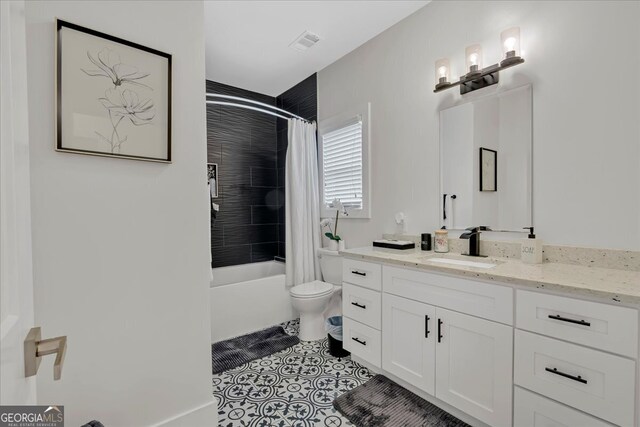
[212,319,374,426]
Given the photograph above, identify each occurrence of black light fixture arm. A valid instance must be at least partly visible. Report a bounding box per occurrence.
[434,58,525,94]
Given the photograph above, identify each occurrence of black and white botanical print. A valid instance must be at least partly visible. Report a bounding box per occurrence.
[82,48,156,154]
[57,21,171,162]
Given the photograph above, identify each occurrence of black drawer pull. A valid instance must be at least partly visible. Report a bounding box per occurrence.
[545,367,587,384]
[548,314,591,327]
[425,315,430,338]
[437,319,443,343]
[352,337,367,346]
[351,302,366,309]
[351,270,367,277]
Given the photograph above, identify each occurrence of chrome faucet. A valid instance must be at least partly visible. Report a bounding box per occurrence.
[460,226,482,257]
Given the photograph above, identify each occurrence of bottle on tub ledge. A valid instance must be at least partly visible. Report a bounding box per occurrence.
[521,226,543,264]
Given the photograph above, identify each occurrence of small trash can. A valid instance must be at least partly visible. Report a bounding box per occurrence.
[325,316,350,358]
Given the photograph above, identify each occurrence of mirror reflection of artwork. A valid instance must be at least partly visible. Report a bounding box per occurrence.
[480,148,497,192]
[440,85,532,232]
[207,163,218,198]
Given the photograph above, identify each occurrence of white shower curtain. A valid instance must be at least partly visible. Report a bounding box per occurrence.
[285,119,322,287]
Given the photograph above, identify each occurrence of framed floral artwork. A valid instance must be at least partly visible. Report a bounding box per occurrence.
[56,20,172,162]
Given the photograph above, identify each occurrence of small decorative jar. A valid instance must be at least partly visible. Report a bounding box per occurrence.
[434,229,449,253]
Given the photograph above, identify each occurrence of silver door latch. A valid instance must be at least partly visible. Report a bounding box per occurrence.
[24,327,67,380]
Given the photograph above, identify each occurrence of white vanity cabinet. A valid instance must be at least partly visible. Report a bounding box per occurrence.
[382,293,436,394]
[514,290,638,427]
[435,307,513,427]
[381,266,514,427]
[341,254,640,427]
[342,259,383,368]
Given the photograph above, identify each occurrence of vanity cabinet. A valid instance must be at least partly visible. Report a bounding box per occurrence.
[514,290,638,427]
[382,292,513,427]
[342,259,383,368]
[382,293,436,394]
[436,307,513,427]
[342,255,639,427]
[513,387,615,427]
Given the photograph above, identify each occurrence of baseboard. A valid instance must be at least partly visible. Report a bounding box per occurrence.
[154,399,217,427]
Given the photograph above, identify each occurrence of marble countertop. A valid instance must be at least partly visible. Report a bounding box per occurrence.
[339,247,640,305]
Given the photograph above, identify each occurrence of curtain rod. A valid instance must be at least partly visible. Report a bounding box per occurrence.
[206,93,310,122]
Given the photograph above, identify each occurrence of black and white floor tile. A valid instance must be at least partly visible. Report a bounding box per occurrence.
[213,319,374,426]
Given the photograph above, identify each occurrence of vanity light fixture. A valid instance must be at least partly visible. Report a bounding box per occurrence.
[434,27,525,95]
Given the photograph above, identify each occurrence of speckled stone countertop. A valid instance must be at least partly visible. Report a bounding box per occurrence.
[340,247,640,306]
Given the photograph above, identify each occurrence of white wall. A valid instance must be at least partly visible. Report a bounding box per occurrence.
[25,2,215,426]
[318,0,640,251]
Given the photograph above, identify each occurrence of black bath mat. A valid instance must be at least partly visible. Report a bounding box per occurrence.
[333,375,470,427]
[211,326,299,374]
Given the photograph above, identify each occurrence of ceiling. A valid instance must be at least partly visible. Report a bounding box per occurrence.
[204,1,429,96]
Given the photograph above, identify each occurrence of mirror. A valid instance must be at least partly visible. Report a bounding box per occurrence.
[440,85,532,232]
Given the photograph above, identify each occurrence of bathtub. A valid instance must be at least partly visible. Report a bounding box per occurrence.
[210,260,296,342]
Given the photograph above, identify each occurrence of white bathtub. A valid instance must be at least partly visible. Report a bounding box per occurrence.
[210,260,296,342]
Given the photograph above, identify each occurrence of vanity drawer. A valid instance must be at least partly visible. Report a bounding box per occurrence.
[343,317,381,368]
[382,266,513,324]
[514,387,614,427]
[342,259,382,291]
[516,290,638,358]
[343,283,381,330]
[514,330,636,427]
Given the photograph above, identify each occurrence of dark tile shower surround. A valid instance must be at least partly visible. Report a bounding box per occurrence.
[207,75,317,268]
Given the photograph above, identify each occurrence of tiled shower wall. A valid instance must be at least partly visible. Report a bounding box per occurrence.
[207,81,279,268]
[275,74,318,258]
[207,75,317,268]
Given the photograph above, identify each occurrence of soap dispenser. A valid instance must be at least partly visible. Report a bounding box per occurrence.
[521,226,543,264]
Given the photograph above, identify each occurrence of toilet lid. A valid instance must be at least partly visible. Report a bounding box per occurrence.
[290,280,333,298]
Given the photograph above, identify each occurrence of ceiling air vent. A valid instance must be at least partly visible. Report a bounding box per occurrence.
[289,31,320,51]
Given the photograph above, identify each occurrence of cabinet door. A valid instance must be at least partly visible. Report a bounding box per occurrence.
[435,308,513,427]
[382,294,436,394]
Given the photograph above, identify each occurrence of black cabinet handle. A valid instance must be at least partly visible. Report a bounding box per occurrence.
[425,315,430,338]
[352,337,367,346]
[351,302,366,309]
[437,319,443,343]
[548,314,591,327]
[545,367,587,384]
[351,270,367,277]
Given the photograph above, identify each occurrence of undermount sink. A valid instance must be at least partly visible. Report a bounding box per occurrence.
[426,257,497,269]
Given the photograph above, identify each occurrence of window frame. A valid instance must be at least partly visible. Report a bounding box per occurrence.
[318,102,371,219]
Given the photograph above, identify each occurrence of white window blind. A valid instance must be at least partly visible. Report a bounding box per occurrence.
[321,119,363,209]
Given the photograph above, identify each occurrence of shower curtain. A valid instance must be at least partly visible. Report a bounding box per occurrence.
[285,119,322,287]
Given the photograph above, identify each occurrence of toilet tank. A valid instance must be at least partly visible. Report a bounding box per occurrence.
[317,248,342,285]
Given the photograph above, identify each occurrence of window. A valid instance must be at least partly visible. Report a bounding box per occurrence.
[319,104,370,218]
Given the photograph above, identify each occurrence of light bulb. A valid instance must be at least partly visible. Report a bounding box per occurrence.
[504,37,517,53]
[500,27,522,65]
[465,44,483,75]
[434,58,451,88]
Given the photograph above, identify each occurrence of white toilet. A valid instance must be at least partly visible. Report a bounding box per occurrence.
[290,248,342,341]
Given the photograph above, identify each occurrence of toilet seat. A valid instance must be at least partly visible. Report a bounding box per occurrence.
[290,280,333,299]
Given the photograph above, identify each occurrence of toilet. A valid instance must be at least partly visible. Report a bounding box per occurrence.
[290,248,342,341]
